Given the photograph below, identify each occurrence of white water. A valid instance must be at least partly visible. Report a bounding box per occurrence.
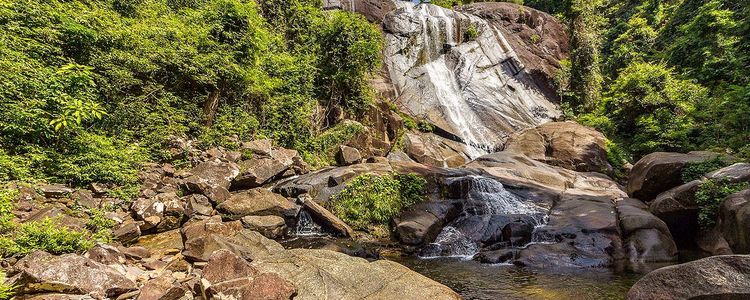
[384,3,560,157]
[294,210,324,236]
[423,176,549,258]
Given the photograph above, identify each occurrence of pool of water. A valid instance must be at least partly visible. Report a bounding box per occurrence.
[386,256,643,300]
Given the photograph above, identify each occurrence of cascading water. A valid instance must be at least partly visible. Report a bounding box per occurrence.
[294,210,324,236]
[383,3,560,157]
[421,176,550,259]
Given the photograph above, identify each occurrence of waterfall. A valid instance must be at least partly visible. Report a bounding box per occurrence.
[294,210,324,236]
[421,176,549,258]
[383,3,560,157]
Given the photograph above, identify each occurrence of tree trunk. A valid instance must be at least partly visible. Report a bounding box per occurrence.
[203,89,220,126]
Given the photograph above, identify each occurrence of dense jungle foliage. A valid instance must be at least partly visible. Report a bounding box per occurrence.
[529,0,750,160]
[0,0,383,190]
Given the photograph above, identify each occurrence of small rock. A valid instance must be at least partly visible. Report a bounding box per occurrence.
[336,145,362,166]
[39,184,74,198]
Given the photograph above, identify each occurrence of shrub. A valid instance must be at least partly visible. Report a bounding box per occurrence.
[605,140,630,181]
[695,178,749,229]
[5,218,94,257]
[328,173,427,233]
[0,189,16,233]
[0,270,14,300]
[466,25,479,41]
[86,209,117,243]
[681,156,729,183]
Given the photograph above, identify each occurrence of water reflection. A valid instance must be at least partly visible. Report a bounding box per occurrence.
[387,255,642,300]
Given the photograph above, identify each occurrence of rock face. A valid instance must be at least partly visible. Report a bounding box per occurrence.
[719,189,750,254]
[627,255,750,300]
[251,249,461,300]
[382,3,562,155]
[504,121,611,173]
[616,198,678,264]
[458,2,569,100]
[627,151,719,201]
[7,251,137,298]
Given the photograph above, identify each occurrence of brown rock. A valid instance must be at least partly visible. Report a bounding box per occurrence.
[627,255,750,300]
[627,151,719,201]
[402,132,468,168]
[113,219,142,244]
[241,215,287,239]
[232,158,288,190]
[719,189,750,253]
[181,216,284,262]
[504,121,611,174]
[394,201,461,245]
[336,145,362,166]
[202,249,296,300]
[217,189,298,220]
[39,184,74,198]
[301,196,354,237]
[8,251,137,298]
[136,272,186,300]
[183,160,239,203]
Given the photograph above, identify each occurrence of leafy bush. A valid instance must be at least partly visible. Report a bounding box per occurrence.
[4,218,94,257]
[605,140,630,181]
[328,173,427,233]
[695,178,748,228]
[86,209,117,243]
[0,270,13,300]
[0,189,16,234]
[466,25,479,41]
[682,156,729,183]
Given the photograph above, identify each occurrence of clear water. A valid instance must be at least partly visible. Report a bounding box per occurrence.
[388,255,642,300]
[293,210,324,236]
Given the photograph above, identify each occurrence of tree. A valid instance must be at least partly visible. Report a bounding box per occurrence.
[568,0,605,110]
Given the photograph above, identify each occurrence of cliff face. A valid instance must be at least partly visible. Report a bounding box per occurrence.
[381,3,564,156]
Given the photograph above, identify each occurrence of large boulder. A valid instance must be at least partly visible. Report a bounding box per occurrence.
[231,140,309,190]
[718,189,750,254]
[627,151,719,201]
[616,198,678,265]
[136,272,187,300]
[402,132,469,168]
[183,160,239,203]
[515,193,623,268]
[180,216,284,262]
[335,145,362,166]
[216,189,299,220]
[627,255,750,300]
[394,201,461,245]
[251,249,461,300]
[504,121,611,174]
[241,215,287,239]
[7,251,137,299]
[201,249,296,300]
[273,162,394,202]
[300,195,354,237]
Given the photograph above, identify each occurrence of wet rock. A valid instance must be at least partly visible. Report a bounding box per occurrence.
[627,255,750,300]
[137,272,187,300]
[474,249,516,264]
[181,216,284,262]
[516,193,623,268]
[251,249,461,300]
[216,189,298,220]
[394,201,461,245]
[241,215,287,239]
[336,145,362,166]
[8,251,137,298]
[183,160,239,203]
[627,151,719,201]
[300,195,354,237]
[719,189,750,253]
[39,184,74,198]
[201,249,296,300]
[504,121,611,174]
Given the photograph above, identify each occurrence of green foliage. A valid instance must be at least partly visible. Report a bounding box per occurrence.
[567,0,605,110]
[3,218,94,257]
[303,121,365,167]
[328,173,427,232]
[0,189,16,233]
[682,156,730,183]
[0,270,14,300]
[605,140,630,181]
[86,209,116,243]
[695,178,748,228]
[0,0,385,190]
[595,62,707,156]
[466,25,479,41]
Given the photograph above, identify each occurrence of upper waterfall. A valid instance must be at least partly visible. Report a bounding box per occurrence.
[382,3,561,157]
